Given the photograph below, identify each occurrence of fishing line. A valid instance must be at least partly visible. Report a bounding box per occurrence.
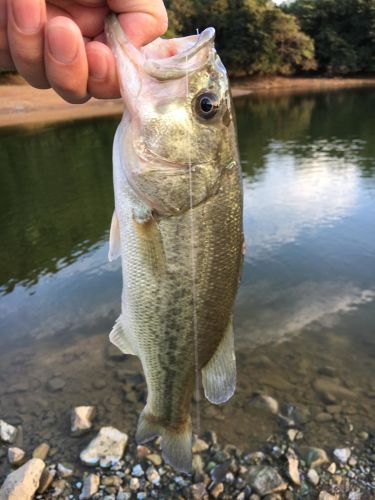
[185,54,201,437]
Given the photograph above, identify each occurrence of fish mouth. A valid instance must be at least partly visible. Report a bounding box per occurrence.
[105,14,215,81]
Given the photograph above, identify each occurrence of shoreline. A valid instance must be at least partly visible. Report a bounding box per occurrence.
[0,76,374,129]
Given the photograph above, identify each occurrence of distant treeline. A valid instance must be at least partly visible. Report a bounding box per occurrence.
[165,0,375,76]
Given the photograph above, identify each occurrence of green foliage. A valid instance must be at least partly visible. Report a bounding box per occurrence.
[285,0,375,74]
[165,0,316,75]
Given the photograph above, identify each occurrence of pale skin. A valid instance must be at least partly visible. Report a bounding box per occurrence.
[0,0,168,103]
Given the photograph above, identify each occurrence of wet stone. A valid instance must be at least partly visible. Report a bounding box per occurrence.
[313,377,356,401]
[211,482,224,498]
[307,468,320,486]
[192,437,210,453]
[286,448,300,486]
[247,466,288,496]
[57,462,74,478]
[71,406,96,435]
[249,394,279,415]
[327,462,337,474]
[318,492,339,500]
[37,466,56,494]
[47,377,66,392]
[0,458,45,500]
[146,453,162,466]
[298,447,329,468]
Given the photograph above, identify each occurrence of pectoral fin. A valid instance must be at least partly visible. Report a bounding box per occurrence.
[109,315,136,356]
[202,318,236,404]
[133,211,166,277]
[108,210,121,262]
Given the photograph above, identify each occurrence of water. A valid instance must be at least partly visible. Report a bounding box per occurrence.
[0,88,374,471]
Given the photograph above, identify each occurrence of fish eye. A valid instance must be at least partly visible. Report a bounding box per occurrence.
[194,92,220,120]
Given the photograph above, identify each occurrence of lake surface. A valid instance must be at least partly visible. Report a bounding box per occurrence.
[0,88,374,473]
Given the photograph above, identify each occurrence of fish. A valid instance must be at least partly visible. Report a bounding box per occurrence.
[105,14,244,473]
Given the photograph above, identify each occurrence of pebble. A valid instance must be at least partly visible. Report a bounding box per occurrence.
[47,377,66,392]
[7,446,25,466]
[313,378,356,401]
[0,420,17,443]
[211,482,224,498]
[0,458,45,499]
[136,445,150,458]
[333,447,351,464]
[307,468,320,486]
[315,412,333,422]
[57,463,74,478]
[287,429,299,442]
[132,464,144,477]
[286,448,300,486]
[79,473,100,500]
[298,447,329,468]
[327,462,337,474]
[146,453,162,466]
[192,437,210,453]
[80,427,128,467]
[129,477,140,491]
[37,466,56,494]
[32,442,50,461]
[71,406,96,435]
[247,466,288,496]
[146,466,160,485]
[191,482,208,500]
[318,492,339,500]
[249,394,279,415]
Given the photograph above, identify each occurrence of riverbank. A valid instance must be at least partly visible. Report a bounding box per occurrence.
[1,75,375,128]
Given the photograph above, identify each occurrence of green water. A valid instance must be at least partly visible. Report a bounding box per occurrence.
[0,88,374,472]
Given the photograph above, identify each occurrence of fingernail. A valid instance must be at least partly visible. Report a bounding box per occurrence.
[12,0,41,33]
[88,50,107,80]
[47,25,78,64]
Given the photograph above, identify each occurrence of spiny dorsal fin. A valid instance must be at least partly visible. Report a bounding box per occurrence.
[108,210,121,262]
[202,317,236,404]
[109,316,136,356]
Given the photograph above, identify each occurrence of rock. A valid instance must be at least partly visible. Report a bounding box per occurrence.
[71,406,96,435]
[313,378,356,401]
[136,445,150,458]
[192,437,209,453]
[37,467,56,494]
[247,466,288,496]
[80,427,128,467]
[79,473,100,499]
[192,454,204,480]
[333,447,351,464]
[57,463,74,478]
[318,366,336,377]
[132,464,144,477]
[315,412,333,422]
[129,477,140,491]
[191,483,208,500]
[327,462,336,474]
[32,442,49,461]
[51,478,68,496]
[7,447,25,466]
[307,468,320,486]
[298,447,329,468]
[146,466,160,485]
[287,429,300,442]
[0,458,45,500]
[47,377,66,392]
[211,482,224,498]
[0,420,17,443]
[249,394,279,415]
[348,492,362,500]
[318,492,339,500]
[146,453,162,466]
[286,448,300,486]
[102,476,122,487]
[357,431,369,440]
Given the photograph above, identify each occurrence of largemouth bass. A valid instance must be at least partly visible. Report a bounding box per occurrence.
[105,14,243,473]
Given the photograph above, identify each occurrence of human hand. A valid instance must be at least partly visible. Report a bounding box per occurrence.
[0,0,167,103]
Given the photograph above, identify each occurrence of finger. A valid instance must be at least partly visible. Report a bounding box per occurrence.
[108,0,168,47]
[6,0,49,87]
[45,16,89,103]
[0,0,14,69]
[86,41,120,99]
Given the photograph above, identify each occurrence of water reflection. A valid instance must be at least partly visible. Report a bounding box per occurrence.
[0,88,374,352]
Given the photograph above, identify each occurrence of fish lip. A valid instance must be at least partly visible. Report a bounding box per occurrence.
[105,14,215,81]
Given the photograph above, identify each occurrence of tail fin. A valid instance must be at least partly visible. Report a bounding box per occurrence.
[136,409,192,474]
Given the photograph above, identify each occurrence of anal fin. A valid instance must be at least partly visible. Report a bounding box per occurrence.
[202,317,236,405]
[109,316,136,356]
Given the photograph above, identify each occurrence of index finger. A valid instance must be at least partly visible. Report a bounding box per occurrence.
[108,0,168,47]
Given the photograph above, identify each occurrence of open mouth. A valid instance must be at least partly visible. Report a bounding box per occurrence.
[105,14,215,80]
